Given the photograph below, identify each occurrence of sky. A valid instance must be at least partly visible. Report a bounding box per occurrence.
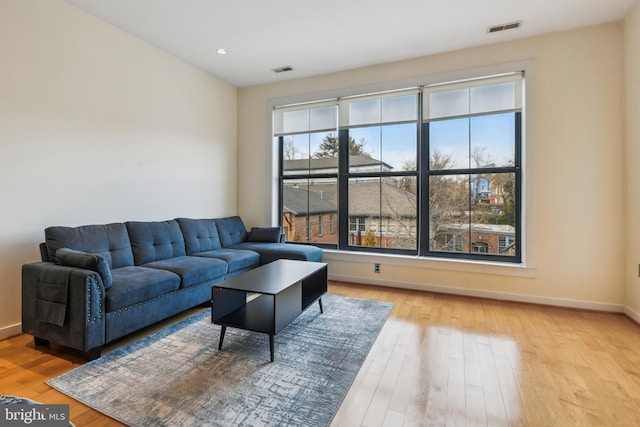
[282,84,517,173]
[287,112,515,172]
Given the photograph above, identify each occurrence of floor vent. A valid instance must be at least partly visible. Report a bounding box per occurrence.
[272,66,294,73]
[488,21,522,33]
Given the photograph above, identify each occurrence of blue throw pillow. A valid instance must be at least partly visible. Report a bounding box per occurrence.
[56,248,113,289]
[247,227,282,243]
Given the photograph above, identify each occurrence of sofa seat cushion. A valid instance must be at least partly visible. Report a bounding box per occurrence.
[230,242,323,264]
[107,266,181,312]
[193,248,259,273]
[142,256,227,288]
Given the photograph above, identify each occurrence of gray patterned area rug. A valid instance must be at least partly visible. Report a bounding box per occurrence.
[47,294,393,427]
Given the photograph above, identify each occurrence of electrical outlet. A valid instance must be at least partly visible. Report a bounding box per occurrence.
[374,263,380,273]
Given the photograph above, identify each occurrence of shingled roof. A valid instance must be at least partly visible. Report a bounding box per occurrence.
[283,186,337,215]
[283,155,393,172]
[347,181,416,217]
[283,181,416,217]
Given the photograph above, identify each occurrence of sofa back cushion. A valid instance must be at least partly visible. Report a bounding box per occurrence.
[126,220,187,265]
[215,216,248,247]
[45,223,134,268]
[176,218,222,255]
[247,226,283,243]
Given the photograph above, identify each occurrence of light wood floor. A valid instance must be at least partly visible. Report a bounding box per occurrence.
[2,281,640,426]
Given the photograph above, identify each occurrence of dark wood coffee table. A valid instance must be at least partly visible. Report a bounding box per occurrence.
[211,259,327,362]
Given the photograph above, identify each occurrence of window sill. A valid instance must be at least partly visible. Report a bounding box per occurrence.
[321,249,536,278]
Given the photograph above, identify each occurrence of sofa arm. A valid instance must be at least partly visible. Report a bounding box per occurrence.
[22,262,106,355]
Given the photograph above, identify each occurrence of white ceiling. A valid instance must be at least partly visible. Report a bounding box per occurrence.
[64,0,637,88]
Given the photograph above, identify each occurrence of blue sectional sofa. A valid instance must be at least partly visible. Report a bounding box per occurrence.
[21,216,322,359]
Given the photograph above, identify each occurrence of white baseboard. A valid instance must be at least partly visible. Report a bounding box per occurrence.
[329,274,626,313]
[0,323,22,341]
[624,306,640,324]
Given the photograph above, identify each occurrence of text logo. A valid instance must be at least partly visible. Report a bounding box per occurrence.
[1,404,69,426]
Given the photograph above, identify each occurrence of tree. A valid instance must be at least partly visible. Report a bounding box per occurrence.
[470,146,494,168]
[428,150,469,251]
[381,159,419,249]
[313,134,370,158]
[362,229,377,246]
[495,177,516,225]
[283,138,301,160]
[399,159,417,194]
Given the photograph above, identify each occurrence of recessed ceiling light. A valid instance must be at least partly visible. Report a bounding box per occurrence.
[216,48,227,55]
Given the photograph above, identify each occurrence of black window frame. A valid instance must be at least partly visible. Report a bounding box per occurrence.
[421,112,522,263]
[276,73,523,264]
[339,124,419,255]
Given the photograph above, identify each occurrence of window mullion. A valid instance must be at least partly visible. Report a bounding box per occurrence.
[419,121,430,256]
[338,129,350,250]
[515,112,523,260]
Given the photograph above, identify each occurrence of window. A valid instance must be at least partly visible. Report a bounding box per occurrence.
[473,242,489,253]
[275,72,523,263]
[343,90,419,251]
[445,234,463,252]
[349,216,367,232]
[499,236,516,254]
[276,101,339,244]
[424,74,521,261]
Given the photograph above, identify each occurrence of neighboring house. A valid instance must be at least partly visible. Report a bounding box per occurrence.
[470,175,509,205]
[344,181,417,248]
[283,155,514,252]
[282,156,416,248]
[282,180,417,248]
[433,223,516,255]
[470,176,492,203]
[282,185,337,243]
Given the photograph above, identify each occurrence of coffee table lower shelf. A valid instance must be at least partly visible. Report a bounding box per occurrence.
[211,260,327,362]
[215,292,323,362]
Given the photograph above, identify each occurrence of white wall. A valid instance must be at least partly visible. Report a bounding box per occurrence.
[625,1,640,322]
[0,0,238,338]
[238,23,627,311]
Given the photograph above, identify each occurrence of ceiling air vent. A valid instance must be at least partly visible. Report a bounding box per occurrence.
[488,21,522,33]
[272,66,294,73]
